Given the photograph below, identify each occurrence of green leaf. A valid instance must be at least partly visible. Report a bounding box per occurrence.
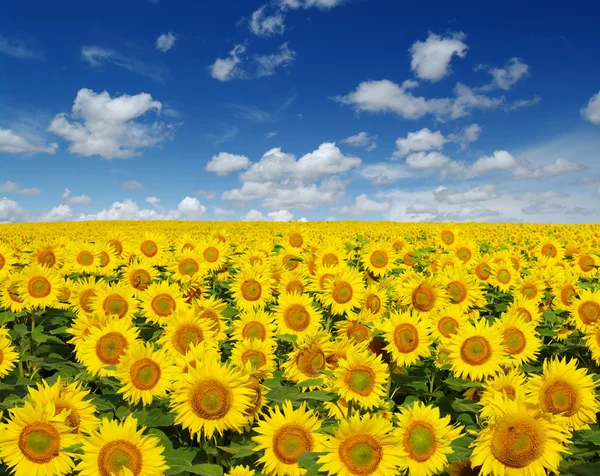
[298,378,324,387]
[451,399,481,413]
[134,407,175,427]
[277,334,298,344]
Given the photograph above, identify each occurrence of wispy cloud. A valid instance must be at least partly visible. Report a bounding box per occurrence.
[203,126,240,146]
[230,90,297,123]
[81,46,169,82]
[0,35,43,59]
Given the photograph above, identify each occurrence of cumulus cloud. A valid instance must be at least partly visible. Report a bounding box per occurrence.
[43,204,74,222]
[0,128,57,154]
[210,43,295,81]
[48,88,173,160]
[261,177,346,210]
[80,197,205,221]
[359,163,412,184]
[250,6,286,36]
[121,180,144,189]
[433,185,500,204]
[477,58,529,91]
[448,123,482,149]
[521,202,565,215]
[0,181,40,195]
[177,196,206,219]
[512,158,585,179]
[517,191,569,202]
[62,188,92,205]
[341,131,377,151]
[265,131,278,138]
[0,198,29,223]
[393,128,447,158]
[81,46,168,82]
[406,151,451,170]
[241,208,295,221]
[469,150,518,177]
[156,32,176,52]
[581,91,600,124]
[338,194,390,216]
[210,44,246,81]
[410,32,467,82]
[206,152,251,175]
[221,181,272,201]
[406,202,439,217]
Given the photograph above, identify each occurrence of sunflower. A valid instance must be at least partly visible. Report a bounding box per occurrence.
[95,244,121,277]
[398,246,419,268]
[29,242,64,270]
[76,415,168,476]
[569,288,600,333]
[428,306,469,342]
[479,369,527,419]
[18,264,62,309]
[170,248,206,282]
[139,281,185,326]
[442,264,486,312]
[65,242,99,274]
[0,401,77,476]
[471,254,494,282]
[490,263,517,292]
[0,273,27,313]
[230,338,278,378]
[173,341,221,373]
[537,236,564,261]
[572,250,599,277]
[396,273,449,315]
[0,242,17,278]
[362,284,388,319]
[70,276,102,316]
[282,332,333,387]
[76,317,139,377]
[253,400,327,476]
[194,295,228,341]
[321,266,366,316]
[551,271,580,311]
[197,239,228,271]
[362,240,395,277]
[308,264,339,297]
[495,314,541,367]
[175,233,198,253]
[287,228,307,249]
[379,311,432,367]
[105,230,132,260]
[121,259,159,296]
[395,401,464,476]
[170,358,253,439]
[584,326,600,364]
[54,279,74,310]
[116,341,177,406]
[230,309,277,342]
[226,466,256,476]
[26,377,98,436]
[0,327,19,378]
[274,292,322,341]
[525,357,600,430]
[231,263,274,311]
[315,240,346,268]
[91,282,138,321]
[334,318,372,344]
[447,319,506,381]
[505,297,544,325]
[331,348,388,409]
[181,276,211,305]
[470,395,571,476]
[157,307,218,356]
[318,413,404,476]
[452,239,478,264]
[135,232,168,264]
[439,227,458,248]
[278,269,309,296]
[514,274,546,304]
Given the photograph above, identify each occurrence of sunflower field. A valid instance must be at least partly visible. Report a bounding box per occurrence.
[0,221,599,476]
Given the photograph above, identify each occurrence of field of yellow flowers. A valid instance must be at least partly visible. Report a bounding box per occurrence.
[0,221,598,476]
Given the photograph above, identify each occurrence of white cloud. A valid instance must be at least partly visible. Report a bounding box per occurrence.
[80,46,168,82]
[213,207,235,217]
[394,128,447,158]
[0,128,57,154]
[265,131,278,138]
[156,32,176,53]
[0,182,40,195]
[196,190,216,199]
[221,182,272,201]
[81,199,178,221]
[433,185,500,204]
[406,151,451,170]
[261,176,345,209]
[280,0,344,9]
[240,147,297,182]
[0,36,42,59]
[359,163,412,184]
[341,131,377,151]
[477,58,529,91]
[469,150,517,177]
[255,43,296,77]
[250,6,286,37]
[406,202,439,217]
[441,206,501,221]
[513,158,585,179]
[121,180,144,189]
[241,209,267,221]
[43,204,74,222]
[177,196,206,219]
[294,142,361,179]
[145,196,161,205]
[210,44,246,81]
[448,123,482,149]
[517,191,569,202]
[410,32,467,82]
[0,198,28,223]
[338,194,390,216]
[581,91,600,125]
[62,188,92,205]
[521,202,565,215]
[48,88,172,159]
[241,208,295,221]
[206,152,251,175]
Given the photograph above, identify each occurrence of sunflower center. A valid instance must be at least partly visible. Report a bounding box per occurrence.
[286,280,304,294]
[99,251,110,267]
[296,346,325,377]
[289,233,304,248]
[96,332,128,365]
[241,279,262,301]
[284,254,300,271]
[521,285,538,300]
[241,350,267,370]
[0,254,5,270]
[412,283,436,312]
[560,286,576,306]
[190,380,232,420]
[18,422,60,464]
[318,273,334,290]
[243,322,266,340]
[491,415,545,469]
[174,324,204,354]
[578,301,600,325]
[363,293,381,314]
[28,276,51,298]
[332,281,353,304]
[579,255,595,272]
[130,358,161,390]
[98,440,143,476]
[541,243,557,258]
[499,384,516,399]
[179,259,200,276]
[322,253,339,267]
[284,304,311,332]
[77,251,94,266]
[38,250,56,267]
[339,435,382,475]
[345,366,376,395]
[79,289,96,313]
[460,336,492,366]
[393,323,419,353]
[441,230,455,246]
[447,281,467,304]
[131,270,151,291]
[475,262,492,280]
[438,316,459,338]
[55,401,81,432]
[404,422,437,462]
[140,240,158,258]
[273,425,312,465]
[245,380,263,417]
[107,239,124,256]
[151,294,176,317]
[58,287,71,301]
[456,247,472,263]
[103,294,129,318]
[541,381,580,416]
[347,322,370,342]
[515,307,533,323]
[369,251,388,269]
[497,269,512,284]
[203,247,219,263]
[503,327,526,355]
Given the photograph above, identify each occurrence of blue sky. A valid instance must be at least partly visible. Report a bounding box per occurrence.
[1,0,599,223]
